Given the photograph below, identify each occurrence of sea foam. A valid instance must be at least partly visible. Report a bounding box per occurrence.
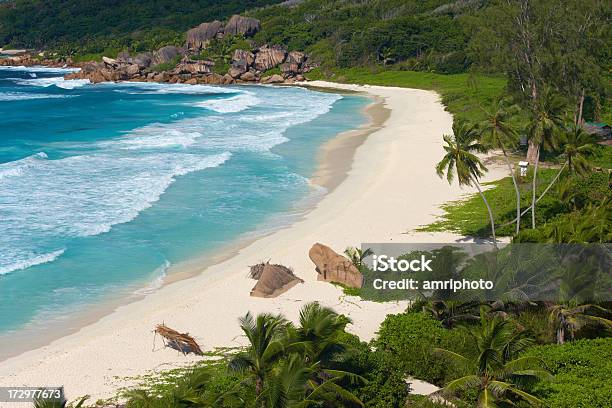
[0,249,66,276]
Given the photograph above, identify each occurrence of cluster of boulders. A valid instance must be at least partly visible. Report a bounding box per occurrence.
[228,45,310,84]
[64,48,237,85]
[62,14,314,85]
[0,53,72,68]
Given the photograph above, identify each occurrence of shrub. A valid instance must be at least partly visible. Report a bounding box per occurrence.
[525,338,612,408]
[150,55,181,72]
[373,312,469,385]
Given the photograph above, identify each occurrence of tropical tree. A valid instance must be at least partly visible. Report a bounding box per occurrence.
[123,368,242,408]
[424,300,480,329]
[435,314,549,407]
[344,247,373,269]
[548,303,612,344]
[258,353,364,408]
[525,89,566,229]
[291,302,351,365]
[229,312,289,396]
[436,120,498,249]
[562,124,598,175]
[480,98,522,234]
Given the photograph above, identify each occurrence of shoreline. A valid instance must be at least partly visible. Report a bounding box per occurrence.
[0,81,507,402]
[0,87,383,363]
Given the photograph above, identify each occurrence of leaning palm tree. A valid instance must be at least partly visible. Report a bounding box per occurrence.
[436,120,498,249]
[435,314,549,407]
[229,312,289,396]
[548,303,612,344]
[525,89,566,229]
[343,247,373,269]
[480,98,521,234]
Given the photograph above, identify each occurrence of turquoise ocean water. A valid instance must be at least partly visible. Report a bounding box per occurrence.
[0,66,367,337]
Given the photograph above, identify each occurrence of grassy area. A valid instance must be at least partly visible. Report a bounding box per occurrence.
[307,67,509,123]
[418,168,558,237]
[526,338,612,408]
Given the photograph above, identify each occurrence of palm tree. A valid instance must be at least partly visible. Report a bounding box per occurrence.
[123,368,242,407]
[436,120,498,249]
[562,124,598,175]
[548,303,612,344]
[258,354,364,408]
[525,89,566,229]
[435,314,549,407]
[344,247,373,269]
[229,312,289,396]
[424,300,480,329]
[292,302,351,365]
[480,98,522,234]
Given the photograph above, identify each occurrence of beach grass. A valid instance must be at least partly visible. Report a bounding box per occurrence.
[418,169,558,237]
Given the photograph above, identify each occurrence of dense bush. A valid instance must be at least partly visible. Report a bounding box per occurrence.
[525,338,612,408]
[0,0,282,50]
[373,311,469,385]
[250,0,473,71]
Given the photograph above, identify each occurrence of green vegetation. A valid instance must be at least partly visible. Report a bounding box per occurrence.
[150,55,182,73]
[194,36,252,74]
[0,0,281,51]
[434,313,549,406]
[525,338,612,408]
[249,0,473,73]
[307,68,509,123]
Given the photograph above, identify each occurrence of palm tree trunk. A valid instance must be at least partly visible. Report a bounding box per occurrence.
[497,161,568,228]
[531,148,540,229]
[577,89,585,125]
[471,176,498,250]
[501,145,521,234]
[557,327,565,345]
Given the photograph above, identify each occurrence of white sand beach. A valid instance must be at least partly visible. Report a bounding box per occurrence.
[0,81,507,402]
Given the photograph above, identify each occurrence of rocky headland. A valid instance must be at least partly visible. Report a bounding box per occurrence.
[1,14,315,86]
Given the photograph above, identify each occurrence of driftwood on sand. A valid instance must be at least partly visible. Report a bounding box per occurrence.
[249,261,304,298]
[154,324,203,356]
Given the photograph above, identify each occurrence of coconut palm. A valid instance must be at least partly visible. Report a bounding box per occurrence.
[562,124,598,175]
[344,247,373,269]
[548,303,612,344]
[258,353,364,408]
[292,302,351,365]
[436,120,498,249]
[435,314,549,407]
[229,312,290,396]
[424,300,480,329]
[480,98,522,234]
[525,89,566,229]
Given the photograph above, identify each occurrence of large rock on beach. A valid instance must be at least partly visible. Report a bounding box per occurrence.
[308,243,364,288]
[152,46,182,65]
[250,263,303,298]
[133,52,153,68]
[232,49,255,66]
[253,45,287,72]
[224,15,261,37]
[186,20,224,50]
